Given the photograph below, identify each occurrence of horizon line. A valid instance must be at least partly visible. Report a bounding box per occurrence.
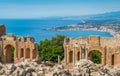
[0,10,120,19]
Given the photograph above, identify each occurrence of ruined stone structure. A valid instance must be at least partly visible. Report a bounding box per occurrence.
[0,24,5,37]
[63,36,120,67]
[0,24,39,63]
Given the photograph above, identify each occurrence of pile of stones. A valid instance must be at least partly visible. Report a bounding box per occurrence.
[73,59,120,76]
[0,59,71,76]
[0,59,120,76]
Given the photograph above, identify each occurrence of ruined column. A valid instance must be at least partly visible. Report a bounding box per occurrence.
[58,55,61,64]
[80,46,82,60]
[3,49,6,63]
[73,47,75,65]
[86,48,88,60]
[24,48,26,58]
[30,49,33,60]
[65,46,67,65]
[14,49,17,63]
[104,46,107,65]
[108,47,111,65]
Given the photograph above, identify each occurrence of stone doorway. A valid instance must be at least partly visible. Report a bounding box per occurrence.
[26,48,30,58]
[111,54,114,65]
[20,48,24,58]
[5,45,15,63]
[69,51,73,63]
[88,50,102,64]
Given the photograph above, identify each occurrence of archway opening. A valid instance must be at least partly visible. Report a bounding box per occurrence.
[77,52,80,61]
[89,50,102,64]
[26,48,30,58]
[5,45,15,63]
[111,54,114,65]
[20,48,24,58]
[69,51,73,63]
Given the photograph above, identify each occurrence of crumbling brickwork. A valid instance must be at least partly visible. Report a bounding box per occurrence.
[0,24,6,37]
[0,24,39,63]
[63,36,120,67]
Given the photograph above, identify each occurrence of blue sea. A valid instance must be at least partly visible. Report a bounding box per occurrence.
[0,19,113,42]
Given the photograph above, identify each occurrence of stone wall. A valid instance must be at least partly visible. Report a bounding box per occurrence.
[0,34,39,63]
[0,24,6,37]
[63,36,120,67]
[0,24,39,64]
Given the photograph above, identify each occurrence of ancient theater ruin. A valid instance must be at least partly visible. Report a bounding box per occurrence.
[63,36,120,67]
[0,24,39,63]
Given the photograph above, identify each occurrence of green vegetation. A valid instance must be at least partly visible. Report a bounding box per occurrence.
[91,50,102,64]
[11,46,15,57]
[38,35,65,62]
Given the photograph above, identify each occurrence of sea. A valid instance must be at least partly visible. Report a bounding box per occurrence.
[0,19,113,43]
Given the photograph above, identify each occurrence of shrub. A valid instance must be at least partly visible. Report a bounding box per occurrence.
[91,50,102,64]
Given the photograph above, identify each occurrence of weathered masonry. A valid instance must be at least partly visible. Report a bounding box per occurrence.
[63,36,120,67]
[0,24,39,63]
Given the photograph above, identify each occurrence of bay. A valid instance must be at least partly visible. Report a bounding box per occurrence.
[0,19,113,42]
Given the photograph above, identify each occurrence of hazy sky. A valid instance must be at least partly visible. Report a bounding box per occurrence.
[0,0,120,18]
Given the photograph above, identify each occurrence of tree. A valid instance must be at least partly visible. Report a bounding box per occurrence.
[38,35,65,62]
[91,50,102,64]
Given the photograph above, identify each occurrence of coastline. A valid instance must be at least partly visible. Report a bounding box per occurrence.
[47,25,120,37]
[79,28,116,37]
[78,27,119,37]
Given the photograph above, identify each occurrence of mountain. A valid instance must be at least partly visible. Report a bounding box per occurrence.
[83,11,120,20]
[43,11,120,21]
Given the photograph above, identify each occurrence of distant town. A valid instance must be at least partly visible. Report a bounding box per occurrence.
[46,24,119,36]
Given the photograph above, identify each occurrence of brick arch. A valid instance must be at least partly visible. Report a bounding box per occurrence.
[88,49,103,64]
[88,47,103,55]
[88,49,102,57]
[3,44,15,63]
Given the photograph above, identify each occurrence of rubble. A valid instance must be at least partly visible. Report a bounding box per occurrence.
[0,59,120,76]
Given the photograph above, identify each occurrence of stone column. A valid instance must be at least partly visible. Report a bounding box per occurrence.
[4,49,6,63]
[24,48,26,58]
[65,46,67,65]
[14,48,16,59]
[30,49,32,60]
[108,47,111,65]
[58,55,61,64]
[31,49,34,59]
[104,46,107,65]
[80,47,82,60]
[86,48,88,60]
[73,47,75,65]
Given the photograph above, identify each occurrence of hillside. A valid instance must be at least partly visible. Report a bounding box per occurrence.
[43,11,120,21]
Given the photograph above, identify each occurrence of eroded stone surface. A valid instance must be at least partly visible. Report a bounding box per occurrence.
[63,36,120,67]
[0,60,120,76]
[0,24,40,64]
